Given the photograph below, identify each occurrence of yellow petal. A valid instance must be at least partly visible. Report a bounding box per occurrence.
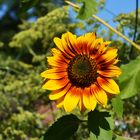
[95,38,103,48]
[51,48,62,55]
[83,88,97,110]
[91,84,107,107]
[56,96,64,108]
[52,42,72,60]
[67,32,77,46]
[67,32,79,54]
[77,89,86,112]
[61,33,75,57]
[47,55,68,66]
[51,48,69,62]
[64,86,80,112]
[91,38,103,50]
[47,56,60,67]
[85,32,96,49]
[41,69,67,79]
[97,77,120,94]
[61,33,68,49]
[96,41,111,55]
[103,41,111,46]
[78,97,86,112]
[77,35,88,54]
[44,72,67,79]
[42,78,69,90]
[49,83,71,100]
[85,32,96,39]
[41,69,56,77]
[113,59,120,64]
[97,48,118,64]
[53,37,64,52]
[82,33,96,55]
[47,60,67,70]
[98,66,122,78]
[54,33,75,59]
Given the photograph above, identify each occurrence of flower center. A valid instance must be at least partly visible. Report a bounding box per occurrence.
[67,55,98,88]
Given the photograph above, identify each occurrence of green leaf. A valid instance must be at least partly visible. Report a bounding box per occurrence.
[111,96,123,118]
[89,113,114,140]
[105,112,115,130]
[119,56,140,99]
[115,134,135,140]
[43,114,80,140]
[88,110,111,137]
[77,0,98,19]
[90,129,113,140]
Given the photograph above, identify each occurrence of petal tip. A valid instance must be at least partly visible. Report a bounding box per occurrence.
[64,104,72,112]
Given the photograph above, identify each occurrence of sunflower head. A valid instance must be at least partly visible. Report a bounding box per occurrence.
[41,32,121,112]
[68,54,98,88]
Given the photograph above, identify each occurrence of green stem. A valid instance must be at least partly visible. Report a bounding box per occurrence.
[0,66,24,74]
[27,46,37,56]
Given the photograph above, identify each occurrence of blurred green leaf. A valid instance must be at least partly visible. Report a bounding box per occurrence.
[111,96,123,118]
[119,56,140,99]
[77,0,98,19]
[9,7,69,49]
[20,0,39,12]
[115,134,135,140]
[88,110,111,137]
[0,42,4,48]
[43,114,80,140]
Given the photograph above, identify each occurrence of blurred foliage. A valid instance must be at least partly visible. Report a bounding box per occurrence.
[114,8,140,59]
[114,8,140,37]
[9,7,70,48]
[0,50,48,139]
[0,0,78,139]
[0,41,3,47]
[0,107,44,140]
[0,0,64,44]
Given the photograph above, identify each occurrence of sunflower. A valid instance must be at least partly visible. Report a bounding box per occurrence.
[41,32,121,112]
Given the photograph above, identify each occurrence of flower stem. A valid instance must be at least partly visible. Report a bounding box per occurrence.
[65,0,140,51]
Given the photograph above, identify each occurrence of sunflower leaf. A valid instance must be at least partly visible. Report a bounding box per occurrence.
[119,56,140,99]
[90,129,113,140]
[77,0,98,19]
[88,110,111,137]
[111,95,123,118]
[43,114,80,140]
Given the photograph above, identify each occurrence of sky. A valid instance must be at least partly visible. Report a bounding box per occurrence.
[67,0,140,39]
[0,0,139,26]
[98,0,140,28]
[100,0,139,18]
[0,1,139,18]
